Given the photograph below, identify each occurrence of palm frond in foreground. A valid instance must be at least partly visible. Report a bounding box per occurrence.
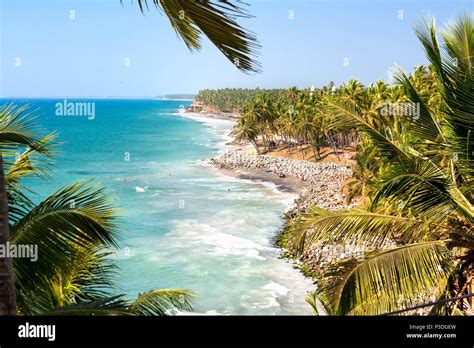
[132,0,261,73]
[289,13,474,315]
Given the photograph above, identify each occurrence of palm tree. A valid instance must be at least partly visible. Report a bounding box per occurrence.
[276,104,300,147]
[1,105,194,315]
[0,104,52,315]
[10,179,194,315]
[343,141,378,205]
[231,117,259,153]
[288,13,473,315]
[340,79,367,111]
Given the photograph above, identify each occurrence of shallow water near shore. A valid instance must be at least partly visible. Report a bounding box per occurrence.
[4,98,314,315]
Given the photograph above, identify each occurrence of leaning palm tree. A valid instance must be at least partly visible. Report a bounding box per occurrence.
[132,0,261,73]
[231,117,259,153]
[289,13,473,315]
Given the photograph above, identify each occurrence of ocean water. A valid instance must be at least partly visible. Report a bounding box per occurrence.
[2,99,313,315]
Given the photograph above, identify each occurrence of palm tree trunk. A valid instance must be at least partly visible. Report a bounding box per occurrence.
[0,151,16,315]
[250,139,261,155]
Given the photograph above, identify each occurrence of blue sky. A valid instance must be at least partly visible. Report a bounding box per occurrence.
[0,0,470,97]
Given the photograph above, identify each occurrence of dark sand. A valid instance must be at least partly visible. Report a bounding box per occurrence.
[214,167,310,194]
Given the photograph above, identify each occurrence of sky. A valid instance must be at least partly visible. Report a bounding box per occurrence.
[0,0,471,97]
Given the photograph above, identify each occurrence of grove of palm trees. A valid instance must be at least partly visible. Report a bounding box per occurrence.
[199,13,474,316]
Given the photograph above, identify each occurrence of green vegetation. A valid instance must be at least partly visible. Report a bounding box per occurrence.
[202,13,474,315]
[196,88,289,112]
[294,14,473,316]
[1,1,471,317]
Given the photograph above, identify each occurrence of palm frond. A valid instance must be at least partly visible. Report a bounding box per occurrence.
[305,292,330,316]
[372,157,473,222]
[18,246,117,315]
[414,14,474,184]
[11,181,119,311]
[318,241,454,315]
[0,104,49,151]
[6,133,60,224]
[128,289,194,315]
[45,289,195,316]
[43,296,132,316]
[325,97,409,160]
[290,207,441,254]
[393,68,444,144]
[133,0,261,73]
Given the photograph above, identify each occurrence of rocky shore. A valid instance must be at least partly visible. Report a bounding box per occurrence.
[210,149,355,267]
[210,150,353,213]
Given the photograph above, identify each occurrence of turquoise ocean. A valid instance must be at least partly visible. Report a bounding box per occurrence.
[2,99,313,315]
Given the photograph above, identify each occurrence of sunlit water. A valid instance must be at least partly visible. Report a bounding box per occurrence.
[3,99,313,315]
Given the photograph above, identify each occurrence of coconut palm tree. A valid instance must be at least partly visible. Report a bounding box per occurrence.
[343,140,378,205]
[289,13,473,315]
[0,104,52,315]
[231,117,259,153]
[276,104,300,147]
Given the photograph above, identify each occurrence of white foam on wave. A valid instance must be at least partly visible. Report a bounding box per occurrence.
[175,112,235,128]
[173,111,235,153]
[247,282,291,310]
[179,174,288,200]
[135,109,316,314]
[211,169,298,205]
[208,191,268,201]
[168,219,267,261]
[173,309,222,316]
[263,281,290,297]
[135,186,149,192]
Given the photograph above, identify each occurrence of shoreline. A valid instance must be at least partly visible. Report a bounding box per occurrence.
[212,166,309,195]
[185,110,318,313]
[209,151,353,212]
[176,108,445,315]
[182,110,239,122]
[184,110,354,297]
[181,110,310,199]
[183,110,311,197]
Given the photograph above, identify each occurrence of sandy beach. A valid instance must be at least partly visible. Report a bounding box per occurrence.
[182,110,239,122]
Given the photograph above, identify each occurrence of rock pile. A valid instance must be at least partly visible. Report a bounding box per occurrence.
[211,150,353,211]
